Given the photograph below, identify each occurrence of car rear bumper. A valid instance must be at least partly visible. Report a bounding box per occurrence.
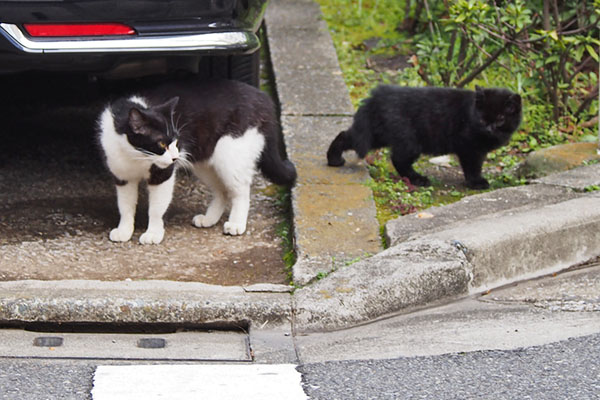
[0,23,259,54]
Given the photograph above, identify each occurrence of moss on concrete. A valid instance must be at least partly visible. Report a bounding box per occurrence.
[518,142,600,179]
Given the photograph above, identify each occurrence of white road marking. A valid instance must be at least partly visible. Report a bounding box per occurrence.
[91,364,307,400]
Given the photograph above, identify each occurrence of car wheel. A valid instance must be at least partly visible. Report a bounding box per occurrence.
[200,51,260,87]
[230,51,260,87]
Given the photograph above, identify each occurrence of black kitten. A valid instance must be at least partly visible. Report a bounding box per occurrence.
[327,85,522,189]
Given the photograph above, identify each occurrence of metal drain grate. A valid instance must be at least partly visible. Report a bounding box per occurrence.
[137,338,167,349]
[0,323,251,362]
[33,336,64,347]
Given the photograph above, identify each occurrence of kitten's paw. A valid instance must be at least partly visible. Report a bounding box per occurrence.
[466,178,490,190]
[139,229,164,245]
[192,214,219,228]
[224,221,246,236]
[410,175,431,186]
[109,227,133,242]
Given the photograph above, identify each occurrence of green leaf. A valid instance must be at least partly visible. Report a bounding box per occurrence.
[544,55,559,65]
[528,136,539,148]
[455,13,466,23]
[585,44,599,62]
[574,46,586,62]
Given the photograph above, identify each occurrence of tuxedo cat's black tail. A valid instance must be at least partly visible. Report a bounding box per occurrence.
[259,127,297,186]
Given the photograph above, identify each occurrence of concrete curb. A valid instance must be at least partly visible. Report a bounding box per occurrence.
[294,239,472,332]
[432,195,600,293]
[295,189,600,332]
[266,0,381,285]
[0,280,292,328]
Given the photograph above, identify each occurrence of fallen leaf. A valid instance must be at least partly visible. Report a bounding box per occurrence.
[417,212,434,219]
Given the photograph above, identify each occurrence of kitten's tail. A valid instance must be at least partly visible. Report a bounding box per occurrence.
[259,130,297,187]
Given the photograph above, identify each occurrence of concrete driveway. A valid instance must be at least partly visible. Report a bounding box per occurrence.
[0,74,288,286]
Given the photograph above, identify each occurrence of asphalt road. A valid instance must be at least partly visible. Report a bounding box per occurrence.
[1,332,599,399]
[300,333,600,399]
[0,359,95,400]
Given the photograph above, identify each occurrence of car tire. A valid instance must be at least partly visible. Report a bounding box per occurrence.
[230,51,260,87]
[200,51,260,87]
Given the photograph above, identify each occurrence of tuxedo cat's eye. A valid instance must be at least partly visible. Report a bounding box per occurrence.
[158,141,168,150]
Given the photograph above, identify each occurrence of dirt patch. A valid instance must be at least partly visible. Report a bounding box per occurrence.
[366,54,410,73]
[0,76,289,286]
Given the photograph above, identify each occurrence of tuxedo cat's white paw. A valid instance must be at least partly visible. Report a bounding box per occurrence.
[109,227,133,242]
[192,214,219,228]
[224,221,246,236]
[139,229,164,245]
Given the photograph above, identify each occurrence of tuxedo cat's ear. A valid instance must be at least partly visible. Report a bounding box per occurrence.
[128,108,149,135]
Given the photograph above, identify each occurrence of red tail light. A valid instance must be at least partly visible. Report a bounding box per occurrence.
[23,23,136,37]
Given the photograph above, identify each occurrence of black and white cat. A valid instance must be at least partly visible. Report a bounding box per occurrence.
[327,85,522,189]
[98,79,296,244]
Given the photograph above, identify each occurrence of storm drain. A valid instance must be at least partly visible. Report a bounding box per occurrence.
[0,323,251,362]
[33,336,64,347]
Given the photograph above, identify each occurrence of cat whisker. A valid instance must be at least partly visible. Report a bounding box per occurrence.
[174,113,183,129]
[176,159,194,172]
[172,114,181,134]
[134,148,157,158]
[174,117,190,136]
[131,155,154,163]
[175,150,194,171]
[132,151,153,159]
[169,112,176,137]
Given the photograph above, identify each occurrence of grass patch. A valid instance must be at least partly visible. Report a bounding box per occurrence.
[316,0,409,106]
[274,186,297,271]
[260,27,296,276]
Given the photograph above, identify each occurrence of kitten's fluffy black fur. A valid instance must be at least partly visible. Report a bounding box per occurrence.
[327,85,522,189]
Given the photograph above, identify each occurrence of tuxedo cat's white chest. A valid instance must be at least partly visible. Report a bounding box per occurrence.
[99,108,152,181]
